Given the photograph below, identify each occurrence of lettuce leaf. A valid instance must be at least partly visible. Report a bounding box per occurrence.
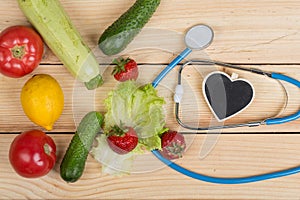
[90,81,167,175]
[91,134,135,176]
[103,81,167,151]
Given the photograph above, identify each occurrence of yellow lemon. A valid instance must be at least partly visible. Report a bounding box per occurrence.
[21,74,64,131]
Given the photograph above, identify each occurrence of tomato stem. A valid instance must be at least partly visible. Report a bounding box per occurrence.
[11,45,25,59]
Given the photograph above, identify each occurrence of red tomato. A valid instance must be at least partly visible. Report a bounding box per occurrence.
[0,26,44,78]
[9,130,56,178]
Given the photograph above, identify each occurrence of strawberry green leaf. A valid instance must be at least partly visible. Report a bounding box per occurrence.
[111,57,130,75]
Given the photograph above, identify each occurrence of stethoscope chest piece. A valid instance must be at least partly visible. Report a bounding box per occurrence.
[184,24,214,50]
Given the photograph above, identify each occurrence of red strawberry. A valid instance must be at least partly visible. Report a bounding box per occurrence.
[112,57,138,82]
[107,126,138,154]
[160,130,186,160]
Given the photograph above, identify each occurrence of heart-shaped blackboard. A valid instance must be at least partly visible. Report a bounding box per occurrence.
[202,71,254,121]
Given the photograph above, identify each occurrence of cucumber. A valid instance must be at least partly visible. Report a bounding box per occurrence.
[98,0,160,55]
[17,0,103,89]
[60,111,104,183]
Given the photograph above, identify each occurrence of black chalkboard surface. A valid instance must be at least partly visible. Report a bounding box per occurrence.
[203,72,254,121]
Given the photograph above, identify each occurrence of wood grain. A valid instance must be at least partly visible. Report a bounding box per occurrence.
[1,0,300,63]
[1,0,300,199]
[0,64,299,133]
[1,134,300,199]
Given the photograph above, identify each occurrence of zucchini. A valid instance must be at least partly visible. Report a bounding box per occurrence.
[60,111,104,183]
[98,0,160,55]
[17,0,103,90]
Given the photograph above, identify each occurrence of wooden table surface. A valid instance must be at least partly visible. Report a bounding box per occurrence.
[1,0,300,199]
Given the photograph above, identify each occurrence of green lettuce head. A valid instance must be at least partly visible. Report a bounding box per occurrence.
[104,81,167,151]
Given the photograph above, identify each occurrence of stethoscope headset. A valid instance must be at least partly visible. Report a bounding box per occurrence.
[151,24,300,184]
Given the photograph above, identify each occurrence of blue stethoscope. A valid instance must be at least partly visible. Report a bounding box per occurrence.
[151,24,300,184]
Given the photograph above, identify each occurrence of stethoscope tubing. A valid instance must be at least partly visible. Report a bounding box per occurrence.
[272,72,300,88]
[152,149,300,184]
[265,73,300,125]
[151,59,300,184]
[152,48,192,88]
[175,60,300,128]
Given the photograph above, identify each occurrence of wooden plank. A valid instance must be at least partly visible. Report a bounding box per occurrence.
[0,64,299,133]
[1,0,300,64]
[1,134,300,199]
[1,1,300,199]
